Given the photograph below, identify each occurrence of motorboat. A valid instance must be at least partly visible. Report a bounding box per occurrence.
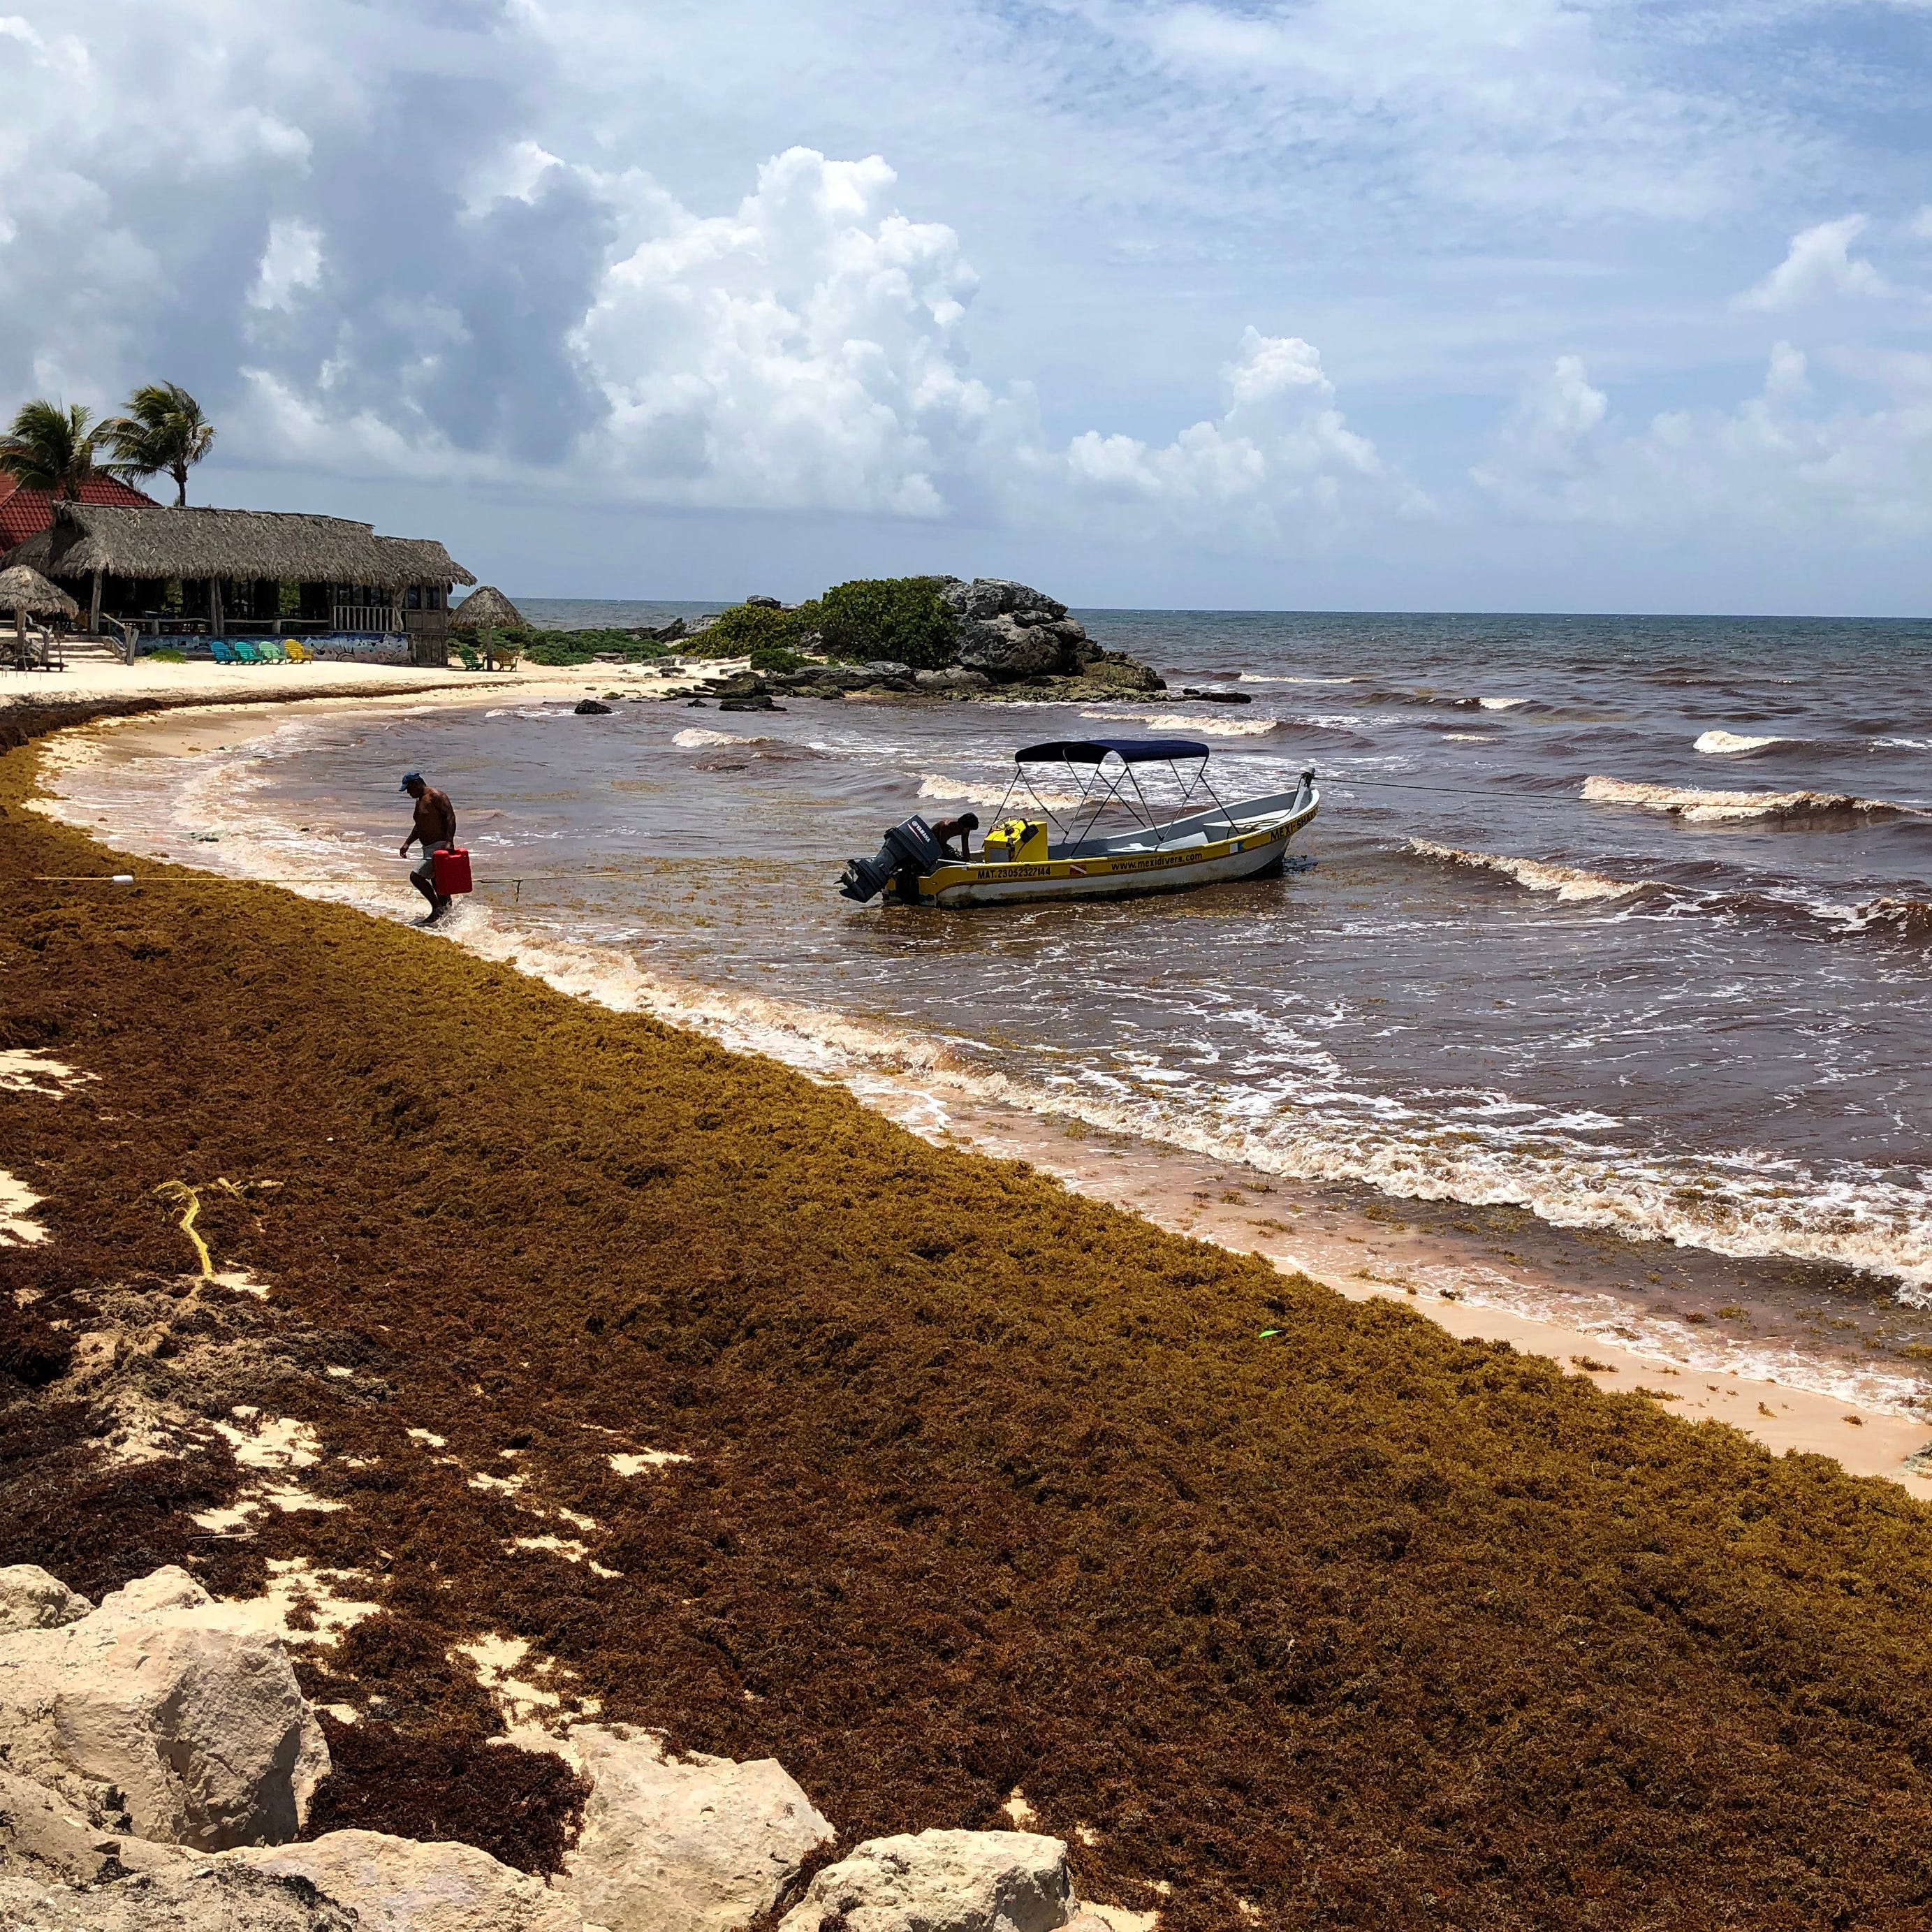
[840,736,1318,908]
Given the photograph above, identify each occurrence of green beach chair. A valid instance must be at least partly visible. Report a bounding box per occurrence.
[256,641,289,664]
[231,641,265,664]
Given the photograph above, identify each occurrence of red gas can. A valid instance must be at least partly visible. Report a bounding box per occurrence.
[432,847,474,895]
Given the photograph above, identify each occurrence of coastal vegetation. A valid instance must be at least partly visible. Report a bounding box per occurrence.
[100,382,217,507]
[687,576,958,666]
[0,383,216,504]
[0,401,108,500]
[516,627,674,666]
[7,700,1932,1926]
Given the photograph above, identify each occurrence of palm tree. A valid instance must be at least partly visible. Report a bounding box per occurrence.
[0,400,109,499]
[101,383,216,506]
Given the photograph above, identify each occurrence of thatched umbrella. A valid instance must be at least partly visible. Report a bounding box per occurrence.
[449,585,527,632]
[0,564,78,652]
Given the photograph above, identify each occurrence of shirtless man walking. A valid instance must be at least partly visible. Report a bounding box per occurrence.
[399,771,458,922]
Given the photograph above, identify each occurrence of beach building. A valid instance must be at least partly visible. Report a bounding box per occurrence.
[1,502,475,666]
[0,473,159,550]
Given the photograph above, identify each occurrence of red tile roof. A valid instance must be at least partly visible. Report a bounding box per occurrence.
[0,474,159,555]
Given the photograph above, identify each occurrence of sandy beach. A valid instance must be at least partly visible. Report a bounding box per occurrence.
[21,675,1932,1498]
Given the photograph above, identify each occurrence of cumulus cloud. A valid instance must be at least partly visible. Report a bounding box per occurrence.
[576,149,991,515]
[1738,215,1891,310]
[1051,328,1420,544]
[1472,342,1932,540]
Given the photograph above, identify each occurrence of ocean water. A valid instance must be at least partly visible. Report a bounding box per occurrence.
[48,607,1932,1410]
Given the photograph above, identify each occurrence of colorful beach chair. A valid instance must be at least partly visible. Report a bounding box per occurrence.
[210,639,241,665]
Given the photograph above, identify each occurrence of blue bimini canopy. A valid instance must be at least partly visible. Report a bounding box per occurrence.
[1015,737,1210,765]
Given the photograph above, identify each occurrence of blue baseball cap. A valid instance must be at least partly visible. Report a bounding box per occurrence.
[399,771,424,791]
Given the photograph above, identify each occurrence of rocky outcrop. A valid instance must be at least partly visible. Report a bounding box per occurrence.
[778,1829,1075,1932]
[225,1829,578,1932]
[566,1724,834,1932]
[914,666,994,694]
[941,580,1092,683]
[0,1566,328,1851]
[0,1564,91,1633]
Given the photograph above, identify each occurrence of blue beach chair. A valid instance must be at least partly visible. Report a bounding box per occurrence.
[210,640,240,665]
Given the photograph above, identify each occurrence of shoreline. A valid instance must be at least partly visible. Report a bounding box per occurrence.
[28,678,1932,1495]
[13,686,1932,1923]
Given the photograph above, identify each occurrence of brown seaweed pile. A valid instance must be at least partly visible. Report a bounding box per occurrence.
[6,702,1932,1928]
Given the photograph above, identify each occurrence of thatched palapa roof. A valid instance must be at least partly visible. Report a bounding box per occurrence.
[448,585,527,631]
[2,504,476,587]
[0,565,78,617]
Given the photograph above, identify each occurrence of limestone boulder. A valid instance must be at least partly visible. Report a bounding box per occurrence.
[0,1763,190,1885]
[955,615,1067,682]
[0,1565,328,1850]
[0,1863,359,1931]
[939,579,1068,626]
[778,1829,1075,1932]
[224,1829,577,1932]
[566,1722,834,1931]
[0,1565,92,1633]
[914,667,993,694]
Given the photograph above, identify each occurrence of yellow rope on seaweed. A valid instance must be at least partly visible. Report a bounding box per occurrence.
[153,1178,244,1280]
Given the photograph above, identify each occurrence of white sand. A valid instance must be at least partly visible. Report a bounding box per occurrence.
[0,652,717,713]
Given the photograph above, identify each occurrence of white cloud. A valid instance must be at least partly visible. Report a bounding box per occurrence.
[1911,205,1932,242]
[1052,328,1417,544]
[1472,342,1932,541]
[577,148,990,515]
[1738,215,1891,310]
[247,219,324,312]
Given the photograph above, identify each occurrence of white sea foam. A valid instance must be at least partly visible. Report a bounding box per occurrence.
[917,774,1083,811]
[1409,839,1652,903]
[673,727,745,749]
[1695,729,1789,754]
[1078,710,1279,737]
[1477,697,1529,711]
[1238,674,1361,685]
[1582,776,1916,823]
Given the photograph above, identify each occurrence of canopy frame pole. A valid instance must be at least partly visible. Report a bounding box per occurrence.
[89,571,102,638]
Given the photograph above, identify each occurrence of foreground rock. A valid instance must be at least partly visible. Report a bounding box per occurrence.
[779,1829,1075,1932]
[0,1564,92,1633]
[0,1566,327,1850]
[0,1864,358,1931]
[566,1724,835,1932]
[225,1829,576,1932]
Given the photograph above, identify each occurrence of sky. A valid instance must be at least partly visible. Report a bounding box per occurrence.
[3,0,1931,613]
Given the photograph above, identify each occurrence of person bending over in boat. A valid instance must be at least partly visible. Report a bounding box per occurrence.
[928,812,979,859]
[399,770,458,923]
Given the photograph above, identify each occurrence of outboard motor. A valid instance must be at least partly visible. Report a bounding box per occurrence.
[840,815,947,903]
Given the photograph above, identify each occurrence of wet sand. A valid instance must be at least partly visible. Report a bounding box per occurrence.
[29,682,1932,1498]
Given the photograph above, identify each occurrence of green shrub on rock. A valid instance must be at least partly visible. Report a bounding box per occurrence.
[817,577,956,668]
[687,602,814,658]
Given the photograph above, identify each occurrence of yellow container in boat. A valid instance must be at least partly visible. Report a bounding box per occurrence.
[982,817,1048,863]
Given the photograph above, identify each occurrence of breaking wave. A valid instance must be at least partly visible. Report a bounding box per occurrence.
[1582,776,1919,824]
[673,727,748,749]
[916,774,1085,812]
[1409,840,1655,903]
[1478,697,1530,711]
[1695,729,1790,754]
[1078,710,1280,737]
